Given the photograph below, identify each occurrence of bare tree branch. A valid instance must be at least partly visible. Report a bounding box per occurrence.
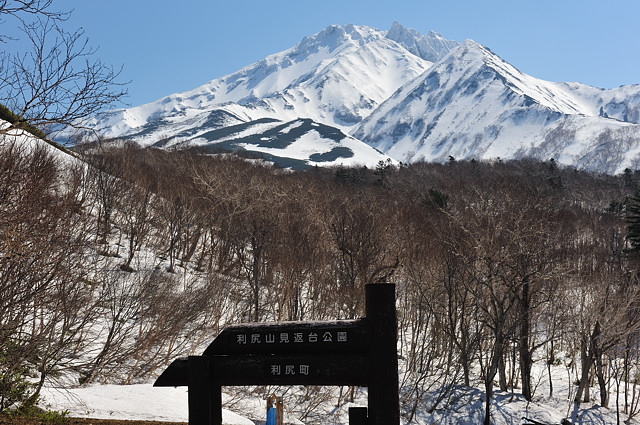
[0,0,68,42]
[0,18,127,136]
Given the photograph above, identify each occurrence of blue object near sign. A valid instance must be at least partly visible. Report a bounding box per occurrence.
[266,407,276,425]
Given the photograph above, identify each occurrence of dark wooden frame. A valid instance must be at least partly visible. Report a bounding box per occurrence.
[155,283,398,425]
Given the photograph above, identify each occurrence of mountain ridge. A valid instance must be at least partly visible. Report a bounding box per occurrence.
[386,21,459,62]
[70,23,640,174]
[351,39,640,173]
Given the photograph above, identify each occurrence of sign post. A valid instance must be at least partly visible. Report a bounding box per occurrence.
[155,283,398,425]
[366,283,399,425]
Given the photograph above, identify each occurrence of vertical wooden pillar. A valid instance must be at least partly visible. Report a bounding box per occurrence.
[349,406,368,425]
[188,356,214,425]
[276,396,284,425]
[211,381,222,425]
[365,283,399,425]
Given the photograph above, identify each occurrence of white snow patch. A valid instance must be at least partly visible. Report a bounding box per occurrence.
[279,120,304,134]
[40,384,254,425]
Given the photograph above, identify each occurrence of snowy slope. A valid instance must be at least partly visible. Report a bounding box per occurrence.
[351,40,640,174]
[166,117,394,170]
[81,23,453,145]
[0,119,78,166]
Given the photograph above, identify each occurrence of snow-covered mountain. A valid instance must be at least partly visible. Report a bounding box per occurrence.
[352,40,640,174]
[69,23,457,169]
[85,23,453,142]
[74,23,640,174]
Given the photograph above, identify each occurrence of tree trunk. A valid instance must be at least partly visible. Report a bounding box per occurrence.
[484,377,493,425]
[519,279,533,401]
[484,334,504,425]
[547,340,555,397]
[498,351,508,391]
[595,350,609,407]
[575,343,592,403]
[575,322,601,404]
[461,348,471,387]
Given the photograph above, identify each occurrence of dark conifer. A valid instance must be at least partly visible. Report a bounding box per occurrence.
[626,190,640,251]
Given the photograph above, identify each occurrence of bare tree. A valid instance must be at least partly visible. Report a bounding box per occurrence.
[116,151,157,272]
[0,1,126,136]
[328,192,399,318]
[84,148,127,249]
[0,1,65,39]
[0,140,96,408]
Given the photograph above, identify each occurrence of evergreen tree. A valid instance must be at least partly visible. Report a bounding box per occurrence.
[623,168,637,191]
[626,190,640,251]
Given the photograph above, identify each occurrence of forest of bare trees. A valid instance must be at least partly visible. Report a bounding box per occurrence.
[1,1,638,423]
[2,138,640,424]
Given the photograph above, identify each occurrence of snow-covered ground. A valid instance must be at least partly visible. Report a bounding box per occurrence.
[40,385,261,425]
[39,360,638,424]
[40,384,300,424]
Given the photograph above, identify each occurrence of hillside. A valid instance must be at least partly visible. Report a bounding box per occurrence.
[157,117,394,170]
[4,125,640,423]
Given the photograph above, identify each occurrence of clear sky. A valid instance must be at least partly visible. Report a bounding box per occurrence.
[48,0,640,108]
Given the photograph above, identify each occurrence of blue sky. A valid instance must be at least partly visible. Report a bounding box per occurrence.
[47,0,640,107]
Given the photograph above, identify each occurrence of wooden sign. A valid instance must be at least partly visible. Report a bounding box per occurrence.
[154,283,398,425]
[156,353,370,387]
[203,319,370,355]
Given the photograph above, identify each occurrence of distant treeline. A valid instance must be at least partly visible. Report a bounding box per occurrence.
[2,140,640,423]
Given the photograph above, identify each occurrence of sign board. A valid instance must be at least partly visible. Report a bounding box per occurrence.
[154,283,398,425]
[156,353,370,387]
[203,319,370,355]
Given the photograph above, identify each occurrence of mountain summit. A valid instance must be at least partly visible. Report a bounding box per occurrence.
[386,21,459,62]
[74,23,640,173]
[85,23,453,144]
